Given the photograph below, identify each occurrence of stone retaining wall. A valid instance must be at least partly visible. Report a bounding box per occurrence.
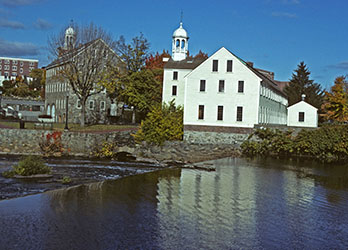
[0,128,134,156]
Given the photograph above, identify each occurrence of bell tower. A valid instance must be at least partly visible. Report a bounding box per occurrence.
[64,22,75,50]
[172,22,188,61]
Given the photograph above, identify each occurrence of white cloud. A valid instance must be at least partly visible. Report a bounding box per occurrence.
[0,39,39,56]
[271,11,297,18]
[34,18,52,30]
[0,0,41,7]
[0,18,25,29]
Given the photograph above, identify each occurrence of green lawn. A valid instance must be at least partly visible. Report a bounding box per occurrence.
[0,120,138,132]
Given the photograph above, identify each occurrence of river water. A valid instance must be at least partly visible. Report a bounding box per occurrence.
[0,157,348,249]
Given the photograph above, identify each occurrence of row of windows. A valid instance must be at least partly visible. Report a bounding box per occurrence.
[1,60,35,66]
[171,59,233,81]
[260,85,287,105]
[0,65,30,73]
[47,82,69,93]
[171,80,244,96]
[212,60,233,72]
[198,105,243,122]
[76,99,105,110]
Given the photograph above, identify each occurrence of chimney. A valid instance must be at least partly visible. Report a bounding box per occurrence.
[301,94,306,101]
[246,61,254,68]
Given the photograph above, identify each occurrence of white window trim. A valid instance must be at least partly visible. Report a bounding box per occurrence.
[76,100,82,109]
[100,101,106,111]
[89,100,95,110]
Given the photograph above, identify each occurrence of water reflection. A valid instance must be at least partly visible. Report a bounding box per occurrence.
[0,158,348,249]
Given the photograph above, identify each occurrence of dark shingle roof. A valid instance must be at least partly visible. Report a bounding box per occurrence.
[164,57,206,70]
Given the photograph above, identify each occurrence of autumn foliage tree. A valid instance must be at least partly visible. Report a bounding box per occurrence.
[322,76,348,122]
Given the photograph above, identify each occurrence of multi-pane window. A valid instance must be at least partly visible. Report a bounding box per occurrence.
[198,105,204,120]
[77,100,82,109]
[173,71,178,80]
[4,65,9,70]
[20,62,23,67]
[218,80,225,92]
[100,101,106,111]
[227,60,233,72]
[217,106,223,120]
[12,66,17,71]
[172,85,177,96]
[212,60,218,72]
[299,112,305,122]
[89,100,95,110]
[20,68,23,73]
[200,80,206,92]
[238,81,244,93]
[237,106,243,121]
[13,60,17,65]
[4,60,9,64]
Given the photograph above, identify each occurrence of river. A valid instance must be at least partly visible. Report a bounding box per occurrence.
[0,157,347,249]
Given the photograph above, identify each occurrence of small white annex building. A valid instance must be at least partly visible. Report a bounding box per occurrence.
[287,99,318,127]
[162,22,289,144]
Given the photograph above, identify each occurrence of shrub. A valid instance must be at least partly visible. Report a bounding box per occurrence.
[241,125,348,162]
[62,176,72,184]
[94,142,117,158]
[133,100,183,146]
[2,155,51,177]
[39,131,65,156]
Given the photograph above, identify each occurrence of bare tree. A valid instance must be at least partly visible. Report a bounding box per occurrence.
[47,22,120,126]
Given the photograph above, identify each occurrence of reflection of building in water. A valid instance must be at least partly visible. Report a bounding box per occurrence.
[155,158,260,248]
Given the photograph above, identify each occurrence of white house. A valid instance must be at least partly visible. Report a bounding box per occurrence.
[162,22,288,144]
[287,99,318,127]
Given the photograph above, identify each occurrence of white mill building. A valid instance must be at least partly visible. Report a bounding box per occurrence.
[162,22,296,144]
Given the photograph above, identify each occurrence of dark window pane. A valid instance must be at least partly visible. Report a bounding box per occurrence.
[238,81,244,93]
[219,80,225,92]
[200,80,206,92]
[198,105,204,120]
[227,60,233,72]
[212,60,218,72]
[299,112,305,122]
[217,106,223,120]
[172,85,177,96]
[237,106,243,121]
[173,71,178,80]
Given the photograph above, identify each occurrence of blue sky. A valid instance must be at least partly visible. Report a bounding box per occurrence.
[0,0,347,89]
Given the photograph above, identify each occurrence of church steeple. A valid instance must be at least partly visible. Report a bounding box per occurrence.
[172,21,189,61]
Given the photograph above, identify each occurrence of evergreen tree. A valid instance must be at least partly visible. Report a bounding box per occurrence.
[284,62,324,108]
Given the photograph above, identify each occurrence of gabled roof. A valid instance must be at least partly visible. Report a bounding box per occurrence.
[45,38,121,69]
[287,100,318,110]
[164,57,206,70]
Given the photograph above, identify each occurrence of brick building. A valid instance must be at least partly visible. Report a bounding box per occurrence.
[0,57,38,86]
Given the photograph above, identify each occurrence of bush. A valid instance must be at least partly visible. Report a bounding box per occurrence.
[133,100,183,146]
[94,142,117,158]
[2,155,51,177]
[39,131,65,156]
[62,176,72,184]
[241,125,348,162]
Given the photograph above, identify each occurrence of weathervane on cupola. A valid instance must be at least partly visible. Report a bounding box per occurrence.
[172,11,189,61]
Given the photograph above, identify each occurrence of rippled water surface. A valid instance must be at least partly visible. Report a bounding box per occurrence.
[1,157,348,249]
